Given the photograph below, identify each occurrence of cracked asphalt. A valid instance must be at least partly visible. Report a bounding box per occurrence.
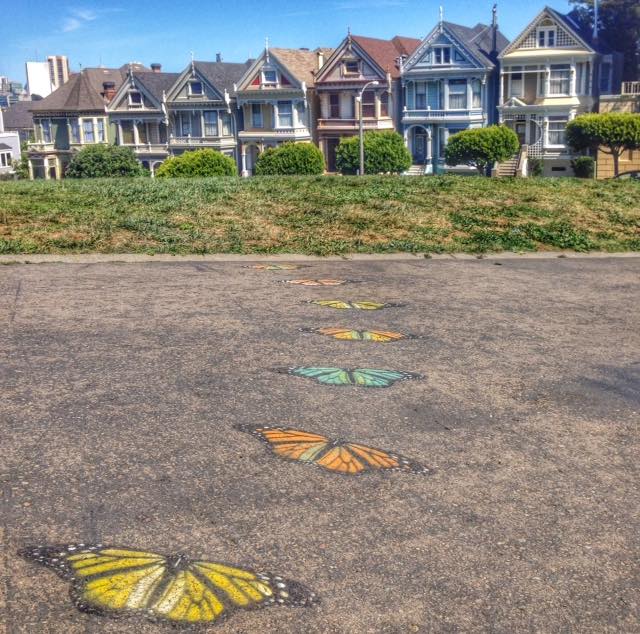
[1,256,639,633]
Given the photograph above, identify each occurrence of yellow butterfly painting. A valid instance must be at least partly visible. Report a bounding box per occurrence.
[19,544,318,626]
[300,327,416,342]
[306,300,403,310]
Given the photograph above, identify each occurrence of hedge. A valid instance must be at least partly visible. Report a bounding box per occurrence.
[156,149,237,177]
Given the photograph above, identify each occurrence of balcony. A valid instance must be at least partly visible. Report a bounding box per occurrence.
[121,143,168,155]
[622,81,640,96]
[317,118,392,131]
[239,127,311,140]
[402,108,484,124]
[168,136,235,147]
[27,141,56,153]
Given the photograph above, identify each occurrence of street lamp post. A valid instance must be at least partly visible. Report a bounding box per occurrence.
[356,80,379,176]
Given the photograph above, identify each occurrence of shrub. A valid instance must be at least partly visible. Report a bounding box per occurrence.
[566,113,640,177]
[254,142,324,175]
[571,156,595,179]
[445,126,519,175]
[528,157,544,177]
[66,144,144,178]
[156,149,237,178]
[336,131,412,175]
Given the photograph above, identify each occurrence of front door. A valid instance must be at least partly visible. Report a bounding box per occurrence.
[414,133,426,163]
[515,122,526,145]
[326,138,339,172]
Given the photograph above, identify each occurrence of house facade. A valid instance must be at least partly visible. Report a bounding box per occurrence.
[234,46,330,175]
[498,6,622,176]
[314,33,420,172]
[107,65,179,175]
[0,108,21,176]
[401,13,508,173]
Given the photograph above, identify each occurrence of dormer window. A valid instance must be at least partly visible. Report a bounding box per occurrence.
[537,27,556,47]
[128,91,143,107]
[262,70,277,85]
[343,60,360,75]
[189,81,203,96]
[434,47,451,65]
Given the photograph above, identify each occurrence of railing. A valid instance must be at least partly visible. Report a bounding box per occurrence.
[168,136,234,146]
[402,108,484,120]
[239,127,310,137]
[27,141,56,152]
[621,81,640,96]
[317,118,389,130]
[122,143,168,153]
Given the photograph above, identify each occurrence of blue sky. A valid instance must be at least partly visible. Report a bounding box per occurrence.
[1,0,573,84]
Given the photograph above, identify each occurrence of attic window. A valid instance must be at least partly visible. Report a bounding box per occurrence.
[343,60,360,75]
[189,81,203,96]
[262,70,278,85]
[128,91,143,107]
[537,27,556,47]
[434,47,451,65]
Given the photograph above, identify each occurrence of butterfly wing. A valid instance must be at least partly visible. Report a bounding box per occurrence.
[314,328,364,340]
[346,443,431,474]
[236,425,329,463]
[307,300,352,309]
[279,367,354,386]
[351,368,423,388]
[286,279,346,286]
[361,330,412,342]
[246,264,304,270]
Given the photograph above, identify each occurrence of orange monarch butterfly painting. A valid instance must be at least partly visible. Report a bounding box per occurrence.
[282,279,354,287]
[300,327,417,342]
[19,543,318,626]
[306,299,404,310]
[236,425,431,475]
[244,263,308,270]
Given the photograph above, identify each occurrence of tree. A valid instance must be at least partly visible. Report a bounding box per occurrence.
[12,141,30,179]
[66,145,144,178]
[155,149,237,178]
[254,142,324,175]
[569,0,640,80]
[566,113,640,176]
[445,126,519,175]
[335,131,411,175]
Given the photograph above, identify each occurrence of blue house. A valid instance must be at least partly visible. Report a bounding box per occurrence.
[401,10,509,173]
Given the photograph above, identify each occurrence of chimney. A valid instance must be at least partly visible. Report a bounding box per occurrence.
[102,81,116,101]
[216,53,222,63]
[151,63,162,73]
[317,49,325,70]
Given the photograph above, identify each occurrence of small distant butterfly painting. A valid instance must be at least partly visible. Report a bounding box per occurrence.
[236,425,431,475]
[274,366,423,388]
[245,263,308,271]
[301,327,417,342]
[306,300,403,310]
[19,544,318,626]
[283,279,352,287]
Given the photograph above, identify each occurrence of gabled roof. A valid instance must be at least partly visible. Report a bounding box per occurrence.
[442,22,509,66]
[269,48,331,86]
[350,35,421,78]
[193,61,254,94]
[2,101,33,129]
[0,143,12,150]
[134,71,181,102]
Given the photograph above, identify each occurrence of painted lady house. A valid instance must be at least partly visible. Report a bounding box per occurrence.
[313,33,420,172]
[234,44,331,176]
[498,6,622,176]
[164,56,252,166]
[401,9,508,174]
[106,64,179,175]
[28,64,147,179]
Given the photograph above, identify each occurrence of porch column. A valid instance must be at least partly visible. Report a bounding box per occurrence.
[570,63,577,97]
[133,121,140,146]
[44,157,50,180]
[117,121,123,145]
[374,92,381,119]
[499,70,504,105]
[28,158,34,180]
[55,156,62,180]
[545,64,551,96]
[200,110,205,138]
[293,100,299,128]
[543,116,549,147]
[241,144,248,177]
[426,126,433,174]
[466,78,472,110]
[404,127,411,158]
[443,79,450,109]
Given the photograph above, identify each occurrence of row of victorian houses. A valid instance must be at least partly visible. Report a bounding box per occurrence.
[22,6,625,179]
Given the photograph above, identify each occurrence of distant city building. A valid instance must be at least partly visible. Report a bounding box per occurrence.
[0,79,27,108]
[48,55,70,89]
[26,61,53,98]
[0,108,21,175]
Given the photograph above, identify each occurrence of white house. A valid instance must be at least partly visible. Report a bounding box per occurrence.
[0,108,21,175]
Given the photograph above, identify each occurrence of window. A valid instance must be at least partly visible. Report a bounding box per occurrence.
[262,70,277,84]
[277,101,293,127]
[251,103,263,128]
[97,119,105,142]
[128,91,143,107]
[82,119,95,143]
[434,47,451,65]
[329,93,340,118]
[343,60,359,75]
[361,90,375,118]
[137,122,148,144]
[121,121,134,144]
[189,81,203,96]
[510,66,523,97]
[415,83,427,109]
[547,117,567,146]
[0,151,10,167]
[41,120,51,143]
[471,79,482,108]
[296,102,306,126]
[538,28,556,47]
[70,120,80,144]
[448,79,467,109]
[180,112,192,136]
[203,111,219,136]
[600,61,612,94]
[380,91,389,117]
[549,64,570,95]
[221,112,232,136]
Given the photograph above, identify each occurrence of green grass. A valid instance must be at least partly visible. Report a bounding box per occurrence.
[1,175,639,255]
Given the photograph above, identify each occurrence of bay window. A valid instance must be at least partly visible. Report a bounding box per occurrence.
[510,67,523,97]
[203,111,218,136]
[277,101,293,127]
[448,79,467,109]
[82,119,94,143]
[380,91,390,117]
[180,112,192,136]
[361,90,375,118]
[251,103,263,128]
[137,122,148,144]
[41,120,51,143]
[472,79,482,107]
[415,83,426,109]
[121,121,134,144]
[547,117,567,146]
[96,119,105,142]
[221,112,232,136]
[329,94,340,118]
[549,64,570,95]
[70,120,80,144]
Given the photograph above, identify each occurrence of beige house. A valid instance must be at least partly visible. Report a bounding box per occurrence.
[498,6,621,176]
[314,33,420,171]
[234,45,331,175]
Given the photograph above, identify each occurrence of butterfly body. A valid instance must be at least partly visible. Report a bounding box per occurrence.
[301,327,415,342]
[274,366,423,388]
[306,300,403,310]
[19,544,317,626]
[236,425,431,475]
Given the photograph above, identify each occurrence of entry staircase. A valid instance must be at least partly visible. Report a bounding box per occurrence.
[494,156,519,177]
[405,164,426,176]
[492,146,528,178]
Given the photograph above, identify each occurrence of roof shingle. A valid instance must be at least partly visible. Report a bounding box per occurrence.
[351,35,421,78]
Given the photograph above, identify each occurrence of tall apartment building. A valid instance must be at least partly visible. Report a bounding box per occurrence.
[48,55,70,89]
[26,61,53,98]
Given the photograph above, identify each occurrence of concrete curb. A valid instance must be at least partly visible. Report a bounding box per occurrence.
[1,251,640,265]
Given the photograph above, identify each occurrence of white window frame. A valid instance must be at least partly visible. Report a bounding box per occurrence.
[547,116,567,147]
[448,79,467,109]
[343,60,360,76]
[70,119,80,144]
[509,66,524,98]
[220,111,232,136]
[537,27,556,48]
[128,91,143,108]
[203,110,219,137]
[40,119,52,143]
[251,103,263,128]
[276,100,293,128]
[261,70,277,85]
[180,112,192,137]
[188,81,204,96]
[96,118,106,142]
[0,151,11,167]
[471,79,482,108]
[81,118,95,143]
[549,64,571,96]
[433,47,451,65]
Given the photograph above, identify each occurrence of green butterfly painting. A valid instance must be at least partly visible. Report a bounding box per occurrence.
[274,367,423,388]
